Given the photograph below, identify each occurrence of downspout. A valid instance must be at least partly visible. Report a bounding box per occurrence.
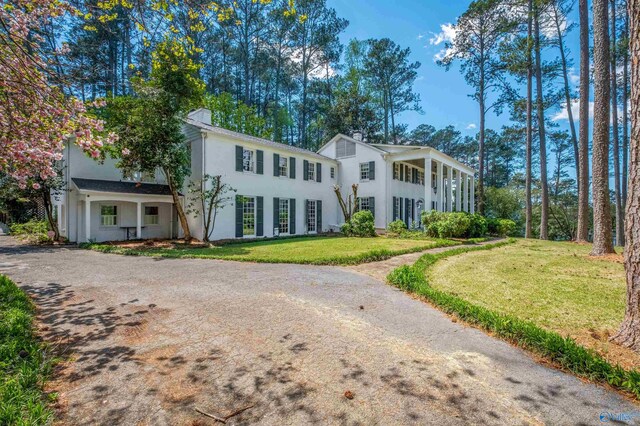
[201,130,207,240]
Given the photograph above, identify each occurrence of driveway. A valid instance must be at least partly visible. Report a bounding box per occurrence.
[0,236,637,425]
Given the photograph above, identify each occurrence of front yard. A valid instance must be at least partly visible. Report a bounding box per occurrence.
[86,235,457,265]
[427,239,635,369]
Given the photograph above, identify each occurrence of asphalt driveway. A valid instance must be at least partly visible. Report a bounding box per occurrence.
[0,236,637,425]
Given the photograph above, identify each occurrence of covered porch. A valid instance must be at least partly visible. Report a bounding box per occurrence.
[72,178,178,243]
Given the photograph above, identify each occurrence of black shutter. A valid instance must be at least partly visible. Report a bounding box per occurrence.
[399,197,403,222]
[412,199,416,223]
[273,154,280,177]
[400,164,404,181]
[392,162,396,180]
[273,197,280,231]
[290,199,296,234]
[290,157,296,179]
[405,165,410,182]
[256,150,264,174]
[405,198,411,225]
[235,146,243,172]
[235,195,243,237]
[317,200,322,232]
[316,163,322,182]
[257,196,264,236]
[369,161,375,180]
[392,196,397,220]
[369,197,375,219]
[303,160,309,181]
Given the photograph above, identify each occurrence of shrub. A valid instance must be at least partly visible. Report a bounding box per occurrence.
[9,220,51,244]
[342,210,376,237]
[386,220,407,235]
[488,218,517,237]
[435,212,471,238]
[467,213,488,238]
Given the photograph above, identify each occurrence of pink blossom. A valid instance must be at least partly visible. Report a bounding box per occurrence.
[32,183,41,190]
[122,148,131,156]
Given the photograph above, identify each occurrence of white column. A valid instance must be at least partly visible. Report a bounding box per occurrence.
[470,176,476,214]
[424,157,432,212]
[85,198,91,242]
[455,170,461,212]
[136,202,142,239]
[463,173,469,213]
[446,165,453,212]
[436,161,444,211]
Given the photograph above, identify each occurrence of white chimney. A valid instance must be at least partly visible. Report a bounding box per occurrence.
[352,131,363,141]
[188,108,212,126]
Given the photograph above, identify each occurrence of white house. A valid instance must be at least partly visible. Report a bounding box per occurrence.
[54,108,475,243]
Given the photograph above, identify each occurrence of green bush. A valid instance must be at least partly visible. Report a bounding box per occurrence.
[467,213,488,238]
[487,218,517,237]
[342,210,376,237]
[435,212,471,238]
[386,220,407,235]
[0,275,55,424]
[9,220,51,244]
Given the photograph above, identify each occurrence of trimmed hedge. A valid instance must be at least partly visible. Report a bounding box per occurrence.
[342,210,376,237]
[386,240,640,400]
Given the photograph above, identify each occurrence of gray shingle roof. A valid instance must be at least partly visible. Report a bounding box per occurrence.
[72,178,175,196]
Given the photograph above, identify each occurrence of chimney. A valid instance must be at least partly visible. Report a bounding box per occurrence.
[352,131,363,141]
[188,108,212,126]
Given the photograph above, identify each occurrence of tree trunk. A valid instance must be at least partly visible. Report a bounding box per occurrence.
[553,2,580,187]
[42,189,59,241]
[591,0,616,255]
[534,9,549,240]
[611,0,624,246]
[622,7,630,210]
[611,0,640,351]
[525,0,534,239]
[577,0,591,242]
[164,168,192,241]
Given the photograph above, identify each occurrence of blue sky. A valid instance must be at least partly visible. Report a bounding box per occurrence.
[328,0,583,139]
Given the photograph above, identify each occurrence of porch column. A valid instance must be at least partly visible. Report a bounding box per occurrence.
[455,170,461,212]
[136,202,142,239]
[85,198,91,242]
[463,173,469,213]
[446,165,453,212]
[424,156,432,211]
[470,176,476,214]
[436,160,444,211]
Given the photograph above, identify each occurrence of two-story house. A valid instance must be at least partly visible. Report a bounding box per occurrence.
[54,108,475,242]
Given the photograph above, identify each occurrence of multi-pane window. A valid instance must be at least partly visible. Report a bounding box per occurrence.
[393,163,400,180]
[395,197,401,220]
[243,196,256,236]
[307,162,316,181]
[279,156,288,177]
[336,140,356,158]
[243,148,255,173]
[330,167,335,179]
[405,165,410,182]
[418,171,425,185]
[144,206,159,225]
[100,205,117,226]
[432,172,437,190]
[358,197,370,212]
[307,200,317,232]
[279,199,289,234]
[360,162,370,181]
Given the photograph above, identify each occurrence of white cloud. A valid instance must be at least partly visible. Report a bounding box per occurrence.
[466,123,477,130]
[552,99,593,122]
[417,33,425,40]
[569,68,580,86]
[429,23,457,62]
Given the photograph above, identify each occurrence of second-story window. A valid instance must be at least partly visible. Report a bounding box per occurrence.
[330,167,335,179]
[243,148,255,173]
[393,163,400,180]
[279,156,288,177]
[360,162,370,181]
[308,162,316,181]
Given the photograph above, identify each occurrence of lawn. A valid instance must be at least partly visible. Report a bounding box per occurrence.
[0,275,54,424]
[426,239,635,368]
[88,235,457,265]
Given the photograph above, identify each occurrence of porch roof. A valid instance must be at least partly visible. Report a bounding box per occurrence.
[72,178,175,196]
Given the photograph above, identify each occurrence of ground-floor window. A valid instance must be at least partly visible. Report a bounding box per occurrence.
[279,199,289,234]
[100,205,118,226]
[243,196,256,236]
[144,206,159,225]
[358,197,370,212]
[306,200,317,233]
[394,197,401,220]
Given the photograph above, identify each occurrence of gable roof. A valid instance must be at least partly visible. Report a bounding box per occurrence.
[318,134,389,156]
[186,118,336,162]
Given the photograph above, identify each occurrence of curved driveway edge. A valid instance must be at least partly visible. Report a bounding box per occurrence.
[0,236,637,425]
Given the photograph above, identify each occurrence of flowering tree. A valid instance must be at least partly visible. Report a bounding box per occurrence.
[0,0,115,189]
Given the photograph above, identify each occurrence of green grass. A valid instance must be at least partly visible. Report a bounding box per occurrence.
[0,275,55,425]
[86,236,459,265]
[386,239,640,400]
[427,239,626,333]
